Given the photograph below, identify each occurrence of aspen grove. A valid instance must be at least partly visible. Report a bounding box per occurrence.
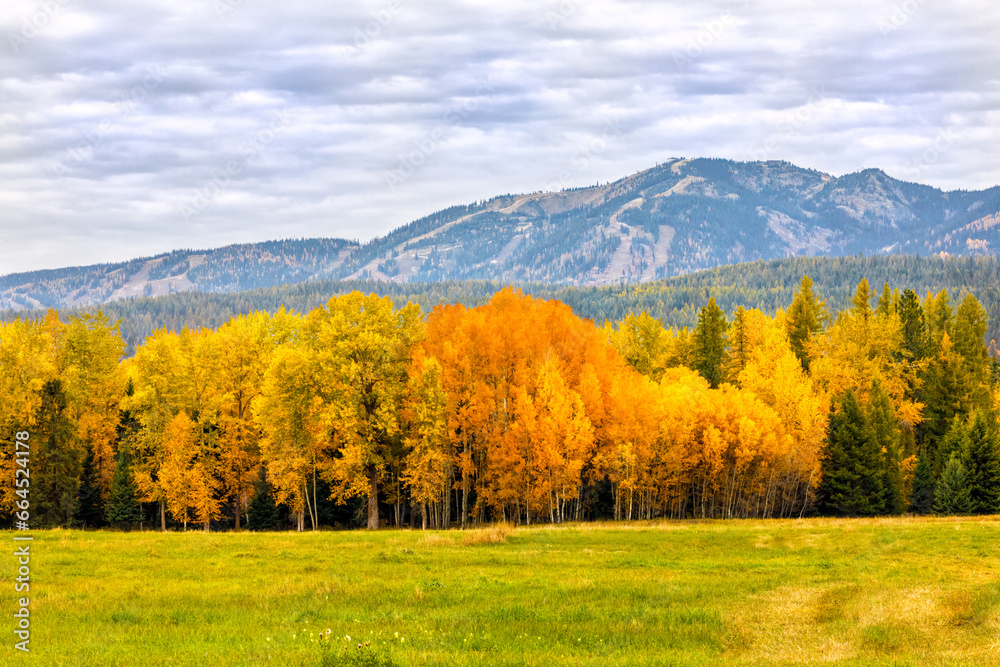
[1,279,998,531]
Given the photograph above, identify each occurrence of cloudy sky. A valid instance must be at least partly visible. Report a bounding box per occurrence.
[1,0,998,274]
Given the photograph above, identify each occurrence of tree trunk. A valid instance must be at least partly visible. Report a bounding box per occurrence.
[443,469,451,530]
[367,464,380,530]
[160,498,166,532]
[234,494,241,532]
[303,482,315,531]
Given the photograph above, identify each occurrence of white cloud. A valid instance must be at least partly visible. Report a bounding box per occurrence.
[0,0,998,274]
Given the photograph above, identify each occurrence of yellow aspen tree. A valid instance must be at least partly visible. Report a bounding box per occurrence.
[214,312,272,530]
[60,311,126,500]
[400,350,450,529]
[304,292,424,530]
[0,317,58,514]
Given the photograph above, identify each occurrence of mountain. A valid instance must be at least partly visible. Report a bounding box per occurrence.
[3,158,999,311]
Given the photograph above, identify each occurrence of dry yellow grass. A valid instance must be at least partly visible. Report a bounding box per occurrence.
[461,523,514,545]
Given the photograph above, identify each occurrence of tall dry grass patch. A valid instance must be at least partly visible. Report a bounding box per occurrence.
[416,533,454,548]
[462,523,514,546]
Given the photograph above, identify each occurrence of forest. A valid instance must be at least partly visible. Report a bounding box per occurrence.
[1,275,998,532]
[7,253,1000,357]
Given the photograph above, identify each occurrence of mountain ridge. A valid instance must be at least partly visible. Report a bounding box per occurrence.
[4,157,999,311]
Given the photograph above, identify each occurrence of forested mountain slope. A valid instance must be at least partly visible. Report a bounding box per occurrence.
[7,254,1000,355]
[3,158,999,311]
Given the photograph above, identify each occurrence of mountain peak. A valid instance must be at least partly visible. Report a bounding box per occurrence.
[2,158,998,311]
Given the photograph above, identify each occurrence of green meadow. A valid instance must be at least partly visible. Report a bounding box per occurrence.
[4,517,1000,666]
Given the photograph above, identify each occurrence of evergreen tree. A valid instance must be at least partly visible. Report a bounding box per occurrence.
[909,447,935,514]
[73,445,107,528]
[106,449,143,529]
[963,410,1000,514]
[785,275,826,370]
[934,453,973,515]
[726,306,753,384]
[819,389,885,516]
[897,289,926,361]
[247,472,280,531]
[868,381,902,514]
[34,379,81,526]
[934,416,970,479]
[692,297,728,388]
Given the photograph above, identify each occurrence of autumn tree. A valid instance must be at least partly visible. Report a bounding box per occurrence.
[302,293,423,530]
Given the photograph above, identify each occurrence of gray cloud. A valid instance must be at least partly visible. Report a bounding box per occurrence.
[0,0,998,274]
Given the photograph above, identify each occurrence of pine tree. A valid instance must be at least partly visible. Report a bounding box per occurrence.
[897,289,926,361]
[819,389,885,516]
[727,306,752,383]
[909,447,935,514]
[786,275,826,371]
[34,379,81,526]
[73,445,107,528]
[247,472,280,531]
[934,453,973,515]
[963,410,1000,514]
[106,448,144,529]
[868,381,902,514]
[692,297,728,388]
[935,416,970,479]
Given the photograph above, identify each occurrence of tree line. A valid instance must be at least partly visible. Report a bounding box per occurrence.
[1,277,998,531]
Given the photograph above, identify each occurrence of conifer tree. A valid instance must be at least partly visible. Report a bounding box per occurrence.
[819,389,885,516]
[73,445,107,528]
[897,289,926,361]
[693,297,728,388]
[876,282,895,317]
[934,453,973,515]
[34,379,81,526]
[106,448,143,528]
[726,306,753,383]
[852,279,874,324]
[868,381,903,514]
[909,447,935,514]
[963,410,1000,514]
[246,471,279,531]
[935,416,970,479]
[786,275,826,371]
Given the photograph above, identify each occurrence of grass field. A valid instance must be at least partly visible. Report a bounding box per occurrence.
[4,516,1000,666]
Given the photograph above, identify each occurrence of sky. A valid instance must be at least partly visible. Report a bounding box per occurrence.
[1,0,998,275]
